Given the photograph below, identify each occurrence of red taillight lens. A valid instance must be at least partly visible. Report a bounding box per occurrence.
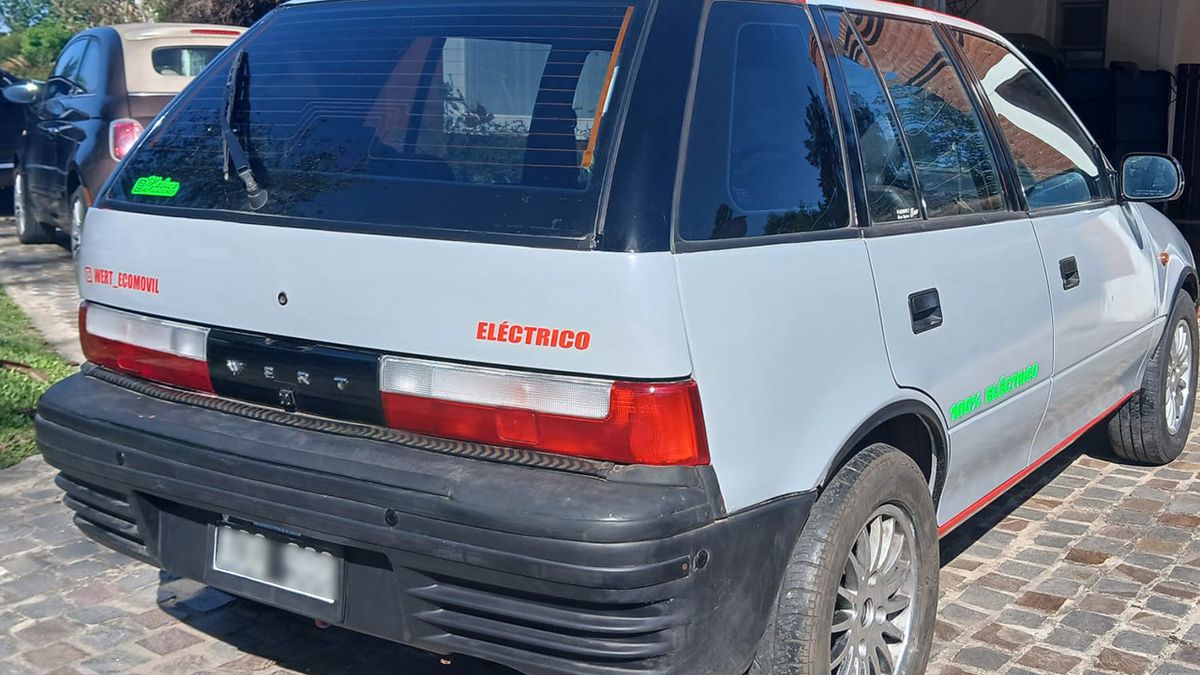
[109,119,144,161]
[379,357,709,465]
[80,302,213,393]
[191,28,243,36]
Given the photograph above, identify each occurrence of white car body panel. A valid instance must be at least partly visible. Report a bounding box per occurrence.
[673,238,900,512]
[79,208,694,380]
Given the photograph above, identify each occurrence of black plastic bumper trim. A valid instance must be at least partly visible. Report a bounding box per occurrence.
[83,364,616,478]
[37,371,816,674]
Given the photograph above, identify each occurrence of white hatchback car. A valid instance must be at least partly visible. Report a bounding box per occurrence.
[39,1,1196,674]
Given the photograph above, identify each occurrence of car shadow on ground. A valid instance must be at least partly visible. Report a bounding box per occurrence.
[157,573,518,674]
[153,427,1122,674]
[939,425,1116,563]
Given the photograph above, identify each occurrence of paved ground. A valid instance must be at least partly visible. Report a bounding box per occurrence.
[0,220,83,364]
[2,216,1200,674]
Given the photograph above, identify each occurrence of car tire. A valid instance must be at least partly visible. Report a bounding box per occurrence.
[69,185,88,258]
[1107,292,1198,465]
[13,172,53,245]
[748,443,939,675]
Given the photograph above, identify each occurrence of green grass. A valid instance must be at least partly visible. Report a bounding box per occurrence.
[0,288,74,469]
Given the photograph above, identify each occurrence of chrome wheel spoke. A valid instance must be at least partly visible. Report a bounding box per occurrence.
[875,635,897,673]
[830,506,919,675]
[831,609,855,634]
[869,646,884,675]
[881,558,908,596]
[1165,319,1193,434]
[830,633,851,670]
[880,619,905,643]
[883,593,910,615]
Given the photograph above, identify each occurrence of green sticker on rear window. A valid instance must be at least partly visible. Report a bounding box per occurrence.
[130,175,180,198]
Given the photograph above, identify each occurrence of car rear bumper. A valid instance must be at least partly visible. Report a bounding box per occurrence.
[37,370,814,675]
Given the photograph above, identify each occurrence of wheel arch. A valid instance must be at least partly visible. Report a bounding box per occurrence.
[66,165,84,198]
[818,398,949,506]
[1174,266,1197,306]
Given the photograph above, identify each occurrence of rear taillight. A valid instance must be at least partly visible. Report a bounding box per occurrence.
[379,357,709,465]
[80,302,213,392]
[109,119,144,161]
[191,28,242,36]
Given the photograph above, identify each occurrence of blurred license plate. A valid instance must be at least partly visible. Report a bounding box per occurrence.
[212,525,340,603]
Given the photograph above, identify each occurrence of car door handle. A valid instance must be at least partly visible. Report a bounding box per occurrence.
[1060,256,1080,290]
[909,288,943,334]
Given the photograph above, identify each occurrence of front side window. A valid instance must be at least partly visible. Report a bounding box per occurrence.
[678,2,848,242]
[104,1,644,243]
[74,39,106,93]
[48,40,87,97]
[956,31,1106,210]
[824,9,920,223]
[853,14,1005,219]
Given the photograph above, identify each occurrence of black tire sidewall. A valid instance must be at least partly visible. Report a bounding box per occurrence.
[755,445,939,674]
[1155,294,1198,449]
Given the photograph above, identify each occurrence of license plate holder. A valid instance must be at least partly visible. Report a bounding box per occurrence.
[205,519,344,623]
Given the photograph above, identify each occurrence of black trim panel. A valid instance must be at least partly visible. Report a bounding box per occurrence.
[36,371,815,674]
[823,398,949,505]
[94,202,596,251]
[862,209,1027,237]
[84,364,615,478]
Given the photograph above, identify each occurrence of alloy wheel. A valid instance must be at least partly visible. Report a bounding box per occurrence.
[830,504,918,674]
[13,173,26,237]
[1165,318,1193,435]
[70,194,86,257]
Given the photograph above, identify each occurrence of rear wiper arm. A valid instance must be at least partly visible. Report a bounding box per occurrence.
[222,49,268,210]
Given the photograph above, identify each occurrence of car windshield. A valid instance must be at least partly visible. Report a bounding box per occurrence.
[102,0,645,244]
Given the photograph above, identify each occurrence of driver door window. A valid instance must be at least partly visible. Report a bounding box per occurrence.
[47,40,88,99]
[851,13,1006,219]
[955,31,1107,210]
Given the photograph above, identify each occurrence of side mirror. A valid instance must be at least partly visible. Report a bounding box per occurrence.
[2,81,39,105]
[1121,154,1185,203]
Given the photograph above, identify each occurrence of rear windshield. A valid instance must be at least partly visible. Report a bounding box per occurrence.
[152,46,224,76]
[103,1,645,243]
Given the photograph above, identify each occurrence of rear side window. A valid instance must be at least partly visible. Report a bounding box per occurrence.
[677,2,849,242]
[852,14,1005,219]
[104,1,644,243]
[152,46,225,77]
[954,32,1106,210]
[824,10,920,223]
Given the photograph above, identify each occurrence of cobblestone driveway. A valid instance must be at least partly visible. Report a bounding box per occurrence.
[2,217,1200,674]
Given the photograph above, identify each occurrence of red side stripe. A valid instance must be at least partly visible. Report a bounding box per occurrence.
[937,392,1136,537]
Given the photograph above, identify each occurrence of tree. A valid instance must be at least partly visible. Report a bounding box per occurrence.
[153,0,282,26]
[16,18,69,68]
[0,0,51,30]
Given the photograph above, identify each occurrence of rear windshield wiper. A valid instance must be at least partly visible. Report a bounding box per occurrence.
[222,49,268,210]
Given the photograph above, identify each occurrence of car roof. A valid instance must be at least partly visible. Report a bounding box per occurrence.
[808,0,1004,40]
[108,23,245,43]
[278,0,1004,42]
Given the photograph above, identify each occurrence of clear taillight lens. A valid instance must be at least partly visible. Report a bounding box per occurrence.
[379,356,709,466]
[80,302,212,392]
[109,119,144,161]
